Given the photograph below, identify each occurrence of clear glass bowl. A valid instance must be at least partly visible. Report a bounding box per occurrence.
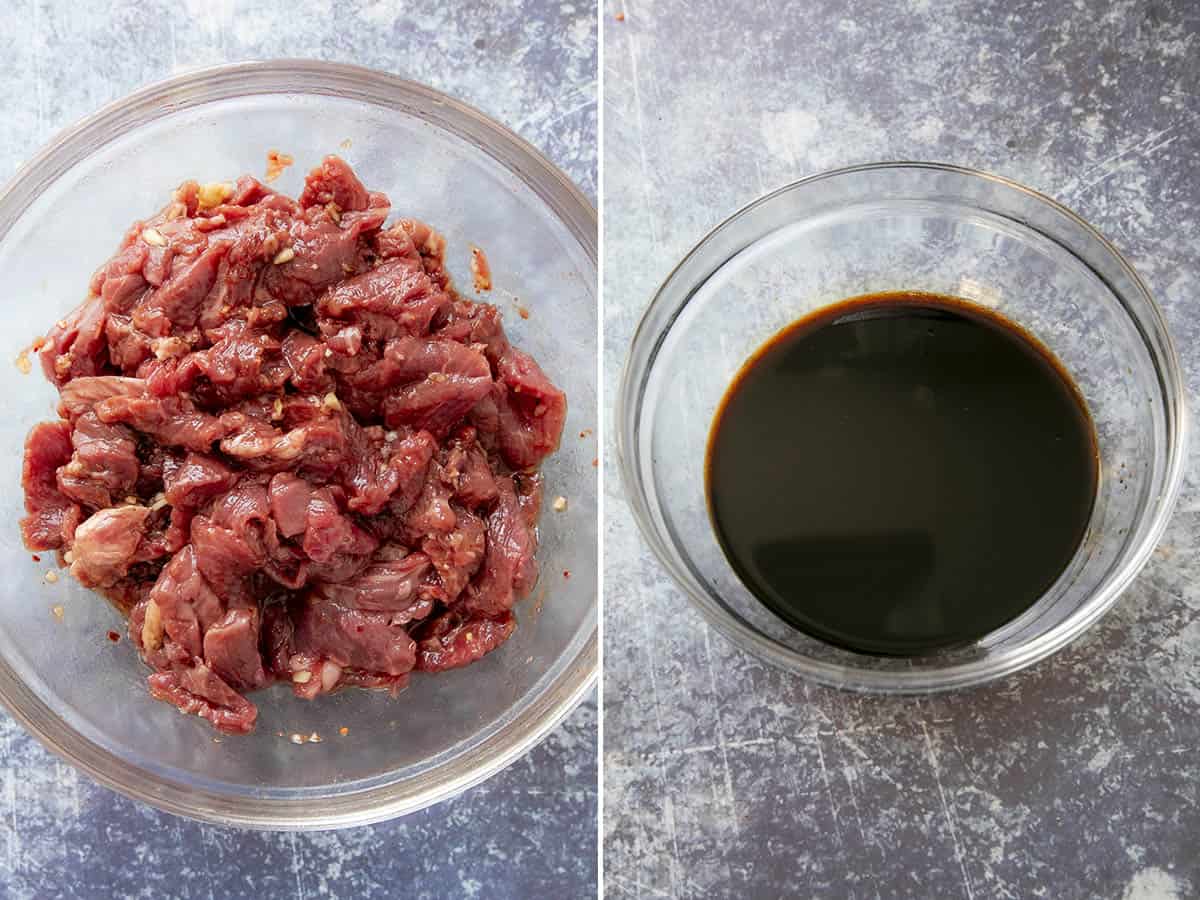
[0,61,596,828]
[618,162,1186,693]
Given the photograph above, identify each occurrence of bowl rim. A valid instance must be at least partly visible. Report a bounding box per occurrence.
[0,59,597,830]
[617,160,1188,693]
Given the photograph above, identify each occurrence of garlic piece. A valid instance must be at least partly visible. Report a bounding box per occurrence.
[142,600,164,652]
[197,181,234,209]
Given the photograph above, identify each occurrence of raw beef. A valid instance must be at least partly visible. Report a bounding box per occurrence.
[19,156,564,733]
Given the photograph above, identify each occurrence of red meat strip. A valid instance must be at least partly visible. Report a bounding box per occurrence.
[147,665,257,735]
[69,506,152,588]
[414,609,516,673]
[96,393,229,452]
[268,472,312,538]
[20,421,81,550]
[317,256,448,337]
[495,347,567,469]
[144,545,225,659]
[56,413,139,510]
[39,298,109,386]
[292,595,418,676]
[163,452,238,508]
[311,545,433,617]
[423,509,487,602]
[463,477,538,617]
[342,426,436,515]
[441,426,499,509]
[58,375,146,419]
[203,608,268,692]
[299,155,371,211]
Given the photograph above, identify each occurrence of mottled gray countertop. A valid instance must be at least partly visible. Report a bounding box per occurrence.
[0,2,596,898]
[604,1,1199,898]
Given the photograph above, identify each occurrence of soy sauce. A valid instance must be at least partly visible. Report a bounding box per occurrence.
[705,291,1098,656]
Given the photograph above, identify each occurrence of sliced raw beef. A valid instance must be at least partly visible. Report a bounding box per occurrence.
[18,155,565,733]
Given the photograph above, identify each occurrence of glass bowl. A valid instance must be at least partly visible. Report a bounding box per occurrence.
[0,61,596,828]
[617,162,1186,693]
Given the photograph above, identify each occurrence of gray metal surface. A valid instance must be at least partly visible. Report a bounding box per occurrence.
[603,1,1199,897]
[0,2,597,898]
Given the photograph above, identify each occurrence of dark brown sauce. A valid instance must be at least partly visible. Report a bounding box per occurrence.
[705,291,1099,656]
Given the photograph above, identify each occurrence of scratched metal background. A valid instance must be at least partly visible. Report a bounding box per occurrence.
[603,1,1200,898]
[0,2,597,898]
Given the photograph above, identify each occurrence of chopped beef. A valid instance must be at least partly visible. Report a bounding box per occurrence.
[310,545,433,614]
[423,512,487,603]
[342,425,436,516]
[299,155,371,211]
[495,347,568,470]
[441,425,499,508]
[268,472,313,537]
[58,375,146,418]
[163,452,238,509]
[414,608,516,673]
[57,413,140,509]
[203,608,268,692]
[69,505,152,588]
[463,476,539,616]
[20,422,81,550]
[147,665,258,735]
[19,156,565,733]
[141,545,225,659]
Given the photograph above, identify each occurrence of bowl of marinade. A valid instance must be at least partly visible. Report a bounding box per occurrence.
[617,162,1187,692]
